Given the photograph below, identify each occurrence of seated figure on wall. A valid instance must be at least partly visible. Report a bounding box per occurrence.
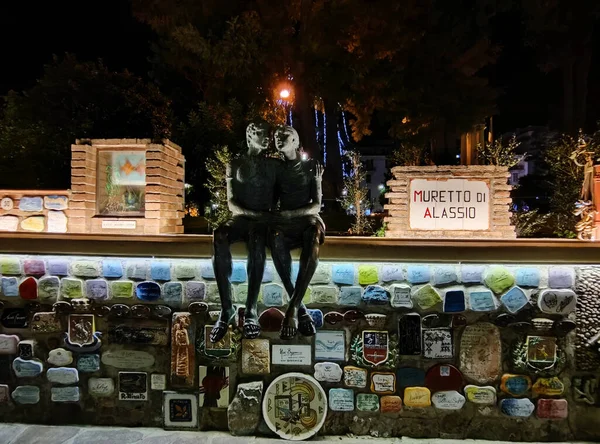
[270,125,325,339]
[210,121,278,343]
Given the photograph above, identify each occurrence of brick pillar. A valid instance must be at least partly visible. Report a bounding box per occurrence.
[594,166,600,240]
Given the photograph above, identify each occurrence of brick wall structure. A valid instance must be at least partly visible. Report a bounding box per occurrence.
[384,165,516,239]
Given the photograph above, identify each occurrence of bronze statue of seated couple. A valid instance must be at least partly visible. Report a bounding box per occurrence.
[210,121,325,343]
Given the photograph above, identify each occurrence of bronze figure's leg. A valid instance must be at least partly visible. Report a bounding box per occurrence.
[243,222,267,339]
[280,225,321,339]
[270,229,315,338]
[210,225,237,343]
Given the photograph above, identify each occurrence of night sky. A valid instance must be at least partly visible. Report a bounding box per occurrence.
[1,2,598,137]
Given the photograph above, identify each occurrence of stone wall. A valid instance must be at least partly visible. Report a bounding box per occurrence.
[0,253,598,440]
[384,165,515,238]
[0,191,70,233]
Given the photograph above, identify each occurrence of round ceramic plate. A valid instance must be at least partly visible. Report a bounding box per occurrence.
[262,372,327,441]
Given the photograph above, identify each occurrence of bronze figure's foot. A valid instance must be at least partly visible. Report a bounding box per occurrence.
[280,308,299,340]
[297,311,316,337]
[243,309,261,339]
[210,308,235,343]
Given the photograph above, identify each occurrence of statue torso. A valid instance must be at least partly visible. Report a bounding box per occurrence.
[230,156,279,211]
[277,159,316,211]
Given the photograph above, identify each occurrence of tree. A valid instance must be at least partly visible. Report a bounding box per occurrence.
[339,150,372,235]
[0,55,172,189]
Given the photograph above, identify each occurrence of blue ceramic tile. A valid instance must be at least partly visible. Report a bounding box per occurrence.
[77,354,100,373]
[292,263,300,283]
[339,286,362,306]
[263,283,284,307]
[19,197,43,212]
[12,358,43,377]
[433,266,458,286]
[163,282,183,304]
[407,265,430,284]
[469,290,496,311]
[126,261,148,280]
[47,367,79,385]
[44,195,68,210]
[102,260,123,278]
[500,398,534,417]
[11,386,40,404]
[85,279,108,300]
[500,287,528,313]
[443,290,465,312]
[150,262,171,281]
[200,262,215,279]
[548,267,575,289]
[381,264,404,283]
[332,264,355,285]
[307,309,324,329]
[135,281,161,301]
[1,277,19,297]
[514,268,540,288]
[329,388,354,411]
[361,285,389,305]
[185,281,205,300]
[231,262,247,283]
[461,265,485,284]
[397,367,426,390]
[262,264,274,283]
[51,386,80,402]
[47,259,69,276]
[504,376,531,396]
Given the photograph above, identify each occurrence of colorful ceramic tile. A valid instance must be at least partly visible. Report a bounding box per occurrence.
[12,386,40,404]
[48,259,69,276]
[241,339,270,375]
[119,372,148,401]
[344,366,367,388]
[433,266,458,286]
[262,263,274,282]
[314,362,343,382]
[89,377,115,397]
[358,265,379,285]
[272,345,312,365]
[548,267,575,289]
[459,322,502,384]
[311,264,332,284]
[461,265,485,284]
[307,309,323,328]
[71,260,100,278]
[329,388,354,411]
[398,313,421,355]
[151,374,167,390]
[38,276,59,302]
[0,215,18,231]
[356,393,379,412]
[443,290,465,312]
[101,350,155,369]
[184,281,205,301]
[48,348,73,366]
[136,281,161,301]
[111,281,134,299]
[431,390,465,410]
[20,215,44,231]
[390,284,412,308]
[362,285,389,304]
[44,195,68,210]
[538,289,576,314]
[0,257,20,275]
[164,392,198,428]
[12,358,43,377]
[381,395,402,413]
[19,196,43,211]
[526,336,557,368]
[422,328,453,359]
[532,377,564,397]
[484,266,514,294]
[500,398,534,417]
[537,398,568,419]
[163,282,183,304]
[332,264,355,285]
[500,287,529,313]
[31,312,61,333]
[67,314,96,346]
[231,262,247,283]
[500,374,532,396]
[365,313,387,329]
[23,259,45,276]
[468,290,496,311]
[203,324,232,358]
[370,372,396,394]
[403,387,431,408]
[150,262,171,281]
[311,286,338,304]
[407,265,430,284]
[258,308,284,332]
[127,261,149,280]
[0,334,19,354]
[315,331,345,361]
[18,277,37,300]
[514,268,540,288]
[61,278,83,299]
[381,264,404,283]
[362,330,389,366]
[199,366,229,408]
[263,283,284,306]
[200,262,215,279]
[1,308,28,329]
[47,210,67,233]
[339,286,362,306]
[412,284,442,310]
[77,354,100,373]
[1,277,18,297]
[425,364,464,393]
[464,385,496,405]
[85,279,108,300]
[18,340,35,359]
[102,260,123,278]
[171,313,194,387]
[397,367,426,390]
[47,367,79,385]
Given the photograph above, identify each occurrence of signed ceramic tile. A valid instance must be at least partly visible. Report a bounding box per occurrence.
[370,372,396,394]
[151,373,167,391]
[532,377,564,397]
[500,398,534,417]
[538,289,576,314]
[102,350,155,369]
[356,393,379,412]
[536,398,568,419]
[412,284,442,310]
[329,388,354,411]
[314,362,343,383]
[11,386,39,404]
[464,385,496,405]
[403,387,431,408]
[241,339,270,375]
[315,331,345,361]
[51,386,80,403]
[431,390,465,410]
[459,322,501,384]
[380,395,402,413]
[424,364,464,393]
[422,328,453,359]
[390,284,412,309]
[119,372,148,401]
[164,392,198,428]
[89,377,115,397]
[344,366,367,388]
[272,345,312,365]
[500,374,532,396]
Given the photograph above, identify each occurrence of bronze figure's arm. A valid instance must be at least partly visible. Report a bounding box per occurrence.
[280,162,324,219]
[226,163,264,219]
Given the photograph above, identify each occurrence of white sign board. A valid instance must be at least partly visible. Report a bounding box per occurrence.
[102,220,137,230]
[409,179,490,230]
[272,345,312,365]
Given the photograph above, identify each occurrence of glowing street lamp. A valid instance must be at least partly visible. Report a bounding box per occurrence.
[280,89,291,100]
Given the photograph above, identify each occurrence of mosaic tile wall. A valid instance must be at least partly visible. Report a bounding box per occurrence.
[0,254,598,440]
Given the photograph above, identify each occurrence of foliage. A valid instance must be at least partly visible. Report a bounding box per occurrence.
[0,55,172,189]
[205,146,233,230]
[477,134,523,167]
[373,222,388,238]
[389,143,427,167]
[510,210,550,238]
[339,150,372,235]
